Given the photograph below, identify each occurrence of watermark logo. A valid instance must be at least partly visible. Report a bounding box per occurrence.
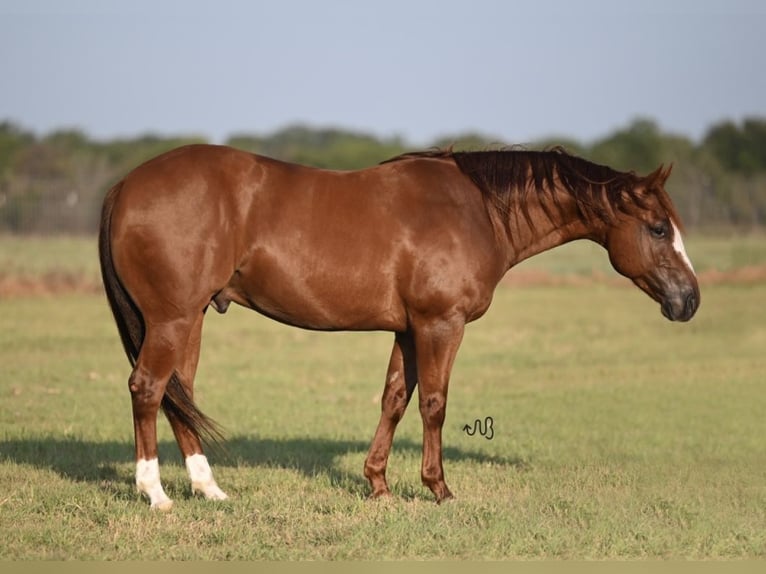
[462,416,494,440]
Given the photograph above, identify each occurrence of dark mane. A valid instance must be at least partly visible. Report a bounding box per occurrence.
[383,147,676,229]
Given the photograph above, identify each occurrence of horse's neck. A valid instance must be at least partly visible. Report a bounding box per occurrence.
[503,187,606,269]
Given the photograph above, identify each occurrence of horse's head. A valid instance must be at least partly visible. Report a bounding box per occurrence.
[604,165,699,322]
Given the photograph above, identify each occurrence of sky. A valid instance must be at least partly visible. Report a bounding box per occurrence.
[1,0,765,147]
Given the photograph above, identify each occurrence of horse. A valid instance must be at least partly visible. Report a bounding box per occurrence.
[98,144,699,510]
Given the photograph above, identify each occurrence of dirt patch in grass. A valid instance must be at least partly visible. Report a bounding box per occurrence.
[0,271,104,298]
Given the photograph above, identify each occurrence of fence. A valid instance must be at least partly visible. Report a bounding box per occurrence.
[0,191,103,235]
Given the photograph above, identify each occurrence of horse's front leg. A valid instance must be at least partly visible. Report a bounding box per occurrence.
[412,315,465,503]
[364,332,418,497]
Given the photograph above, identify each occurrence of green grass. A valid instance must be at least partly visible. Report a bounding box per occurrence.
[0,232,765,559]
[0,235,101,279]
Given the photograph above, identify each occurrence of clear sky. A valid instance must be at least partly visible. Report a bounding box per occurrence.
[1,0,764,146]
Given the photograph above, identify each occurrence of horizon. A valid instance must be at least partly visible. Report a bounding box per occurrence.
[4,114,763,148]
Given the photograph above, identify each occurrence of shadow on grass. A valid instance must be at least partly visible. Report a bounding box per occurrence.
[0,434,527,500]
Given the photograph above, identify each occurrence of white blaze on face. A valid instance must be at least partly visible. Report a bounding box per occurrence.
[671,221,695,274]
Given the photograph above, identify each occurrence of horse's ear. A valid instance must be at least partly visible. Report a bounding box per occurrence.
[661,163,673,183]
[647,163,673,187]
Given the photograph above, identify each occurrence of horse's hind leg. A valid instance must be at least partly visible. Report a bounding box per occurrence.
[165,310,228,501]
[129,319,192,510]
[364,332,418,497]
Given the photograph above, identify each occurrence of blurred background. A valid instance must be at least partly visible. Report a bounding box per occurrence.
[1,0,764,234]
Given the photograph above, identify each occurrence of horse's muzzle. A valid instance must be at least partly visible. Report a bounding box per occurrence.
[661,289,699,322]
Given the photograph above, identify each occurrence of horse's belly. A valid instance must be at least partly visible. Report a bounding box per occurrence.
[224,253,405,331]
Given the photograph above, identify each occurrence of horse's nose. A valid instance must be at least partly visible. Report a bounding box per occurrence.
[661,288,699,322]
[683,289,699,320]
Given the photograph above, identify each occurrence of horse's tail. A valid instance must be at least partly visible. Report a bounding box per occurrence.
[98,182,224,446]
[98,182,142,365]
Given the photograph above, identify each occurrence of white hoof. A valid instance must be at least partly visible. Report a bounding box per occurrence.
[186,454,228,501]
[150,498,174,512]
[193,482,229,501]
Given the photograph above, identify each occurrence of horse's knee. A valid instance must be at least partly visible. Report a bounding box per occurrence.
[419,392,447,426]
[382,386,409,423]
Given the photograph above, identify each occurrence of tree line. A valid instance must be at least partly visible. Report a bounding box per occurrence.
[1,117,765,234]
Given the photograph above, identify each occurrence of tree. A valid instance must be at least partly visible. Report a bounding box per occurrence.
[703,118,766,175]
[590,118,667,175]
[1,118,766,232]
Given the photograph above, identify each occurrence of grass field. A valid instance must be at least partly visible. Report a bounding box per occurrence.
[0,234,765,559]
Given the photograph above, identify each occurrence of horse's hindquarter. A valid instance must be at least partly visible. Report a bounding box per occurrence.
[110,145,256,318]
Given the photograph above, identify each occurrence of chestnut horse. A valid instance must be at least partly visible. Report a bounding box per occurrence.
[98,144,699,509]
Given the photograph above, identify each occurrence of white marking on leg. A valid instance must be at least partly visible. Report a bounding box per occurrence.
[672,221,695,274]
[185,453,229,501]
[136,458,173,511]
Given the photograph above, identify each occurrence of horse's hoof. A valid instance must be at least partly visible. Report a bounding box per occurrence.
[192,482,229,501]
[368,488,393,500]
[435,489,454,504]
[151,499,174,512]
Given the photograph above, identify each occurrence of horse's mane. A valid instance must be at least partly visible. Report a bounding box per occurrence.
[382,147,680,230]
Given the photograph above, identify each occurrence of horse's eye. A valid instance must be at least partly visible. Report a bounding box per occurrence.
[649,222,668,239]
